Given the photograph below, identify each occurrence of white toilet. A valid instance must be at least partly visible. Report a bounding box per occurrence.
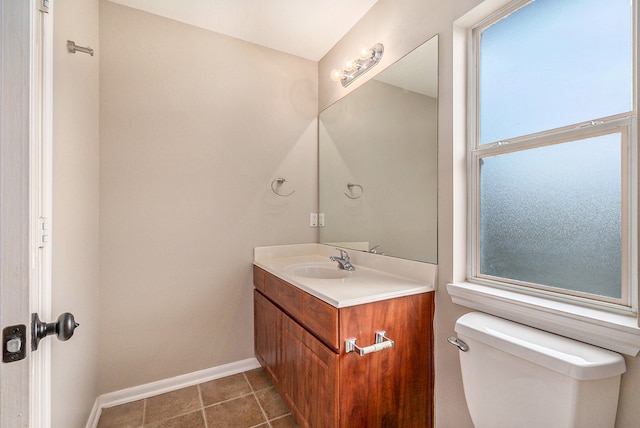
[451,312,626,428]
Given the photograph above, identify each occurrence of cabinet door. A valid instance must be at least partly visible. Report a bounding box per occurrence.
[339,293,434,428]
[254,290,281,386]
[282,314,339,428]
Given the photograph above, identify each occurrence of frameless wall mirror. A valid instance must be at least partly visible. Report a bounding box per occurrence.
[319,35,438,263]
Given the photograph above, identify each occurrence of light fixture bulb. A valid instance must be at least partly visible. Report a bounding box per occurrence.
[345,60,357,71]
[359,48,373,60]
[330,69,345,82]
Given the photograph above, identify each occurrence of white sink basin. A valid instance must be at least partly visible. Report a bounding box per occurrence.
[287,262,352,279]
[254,245,436,307]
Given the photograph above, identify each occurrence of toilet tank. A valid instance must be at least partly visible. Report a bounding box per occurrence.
[454,312,626,428]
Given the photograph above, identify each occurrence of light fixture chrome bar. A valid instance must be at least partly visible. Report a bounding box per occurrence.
[332,43,384,88]
[67,40,94,56]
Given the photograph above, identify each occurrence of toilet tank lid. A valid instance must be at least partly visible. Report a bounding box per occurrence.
[455,312,626,380]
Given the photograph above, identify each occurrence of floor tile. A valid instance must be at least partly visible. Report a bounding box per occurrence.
[244,368,273,391]
[199,373,252,406]
[144,386,201,424]
[97,400,144,428]
[255,387,289,420]
[96,368,298,428]
[143,410,205,428]
[204,395,266,428]
[270,415,300,428]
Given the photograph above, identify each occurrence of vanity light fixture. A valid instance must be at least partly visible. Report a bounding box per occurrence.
[330,43,384,88]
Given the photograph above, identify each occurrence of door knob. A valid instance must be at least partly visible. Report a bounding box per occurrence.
[31,312,79,351]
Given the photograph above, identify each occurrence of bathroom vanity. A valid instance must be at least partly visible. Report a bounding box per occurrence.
[253,245,436,428]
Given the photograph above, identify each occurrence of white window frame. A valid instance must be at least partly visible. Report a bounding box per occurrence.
[470,121,635,310]
[448,0,640,356]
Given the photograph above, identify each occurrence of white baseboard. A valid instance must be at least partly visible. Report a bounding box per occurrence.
[85,357,260,428]
[85,399,102,428]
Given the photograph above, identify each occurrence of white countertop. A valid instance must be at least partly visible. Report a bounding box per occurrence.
[254,244,437,308]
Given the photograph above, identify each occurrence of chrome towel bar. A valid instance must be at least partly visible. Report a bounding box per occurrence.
[345,331,394,356]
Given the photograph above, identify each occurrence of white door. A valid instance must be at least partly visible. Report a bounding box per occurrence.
[0,1,34,425]
[1,1,55,426]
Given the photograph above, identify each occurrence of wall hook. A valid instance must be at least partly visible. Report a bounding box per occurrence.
[271,178,295,197]
[67,40,94,56]
[344,183,363,199]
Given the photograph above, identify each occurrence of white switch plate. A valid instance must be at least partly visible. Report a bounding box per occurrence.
[310,212,318,227]
[318,212,325,227]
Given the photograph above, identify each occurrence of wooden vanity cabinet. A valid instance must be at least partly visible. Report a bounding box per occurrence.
[254,290,281,386]
[253,265,434,428]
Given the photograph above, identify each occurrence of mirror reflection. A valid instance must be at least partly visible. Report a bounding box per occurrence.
[319,35,438,263]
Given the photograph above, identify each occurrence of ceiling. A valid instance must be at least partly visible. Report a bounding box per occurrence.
[106,0,379,61]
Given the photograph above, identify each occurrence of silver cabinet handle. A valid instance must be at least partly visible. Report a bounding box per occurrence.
[345,331,394,356]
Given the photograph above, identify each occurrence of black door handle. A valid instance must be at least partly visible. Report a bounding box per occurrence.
[31,312,79,351]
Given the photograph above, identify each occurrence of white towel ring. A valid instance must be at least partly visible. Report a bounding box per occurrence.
[271,178,295,197]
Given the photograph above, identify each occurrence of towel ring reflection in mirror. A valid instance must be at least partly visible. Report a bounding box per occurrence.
[344,183,363,199]
[271,178,295,197]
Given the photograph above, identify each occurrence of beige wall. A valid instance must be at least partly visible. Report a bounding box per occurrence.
[98,1,318,394]
[318,0,640,427]
[52,0,101,426]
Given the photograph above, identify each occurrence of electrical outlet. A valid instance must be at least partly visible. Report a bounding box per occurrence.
[310,212,318,227]
[318,213,325,227]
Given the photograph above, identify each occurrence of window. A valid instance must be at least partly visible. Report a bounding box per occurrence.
[469,0,636,310]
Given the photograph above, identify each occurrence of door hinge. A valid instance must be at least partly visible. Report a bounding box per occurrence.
[37,217,49,248]
[39,0,50,13]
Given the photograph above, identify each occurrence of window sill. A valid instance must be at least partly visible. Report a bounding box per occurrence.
[447,282,640,356]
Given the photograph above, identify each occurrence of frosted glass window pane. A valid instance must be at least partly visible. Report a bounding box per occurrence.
[479,0,632,145]
[479,134,622,298]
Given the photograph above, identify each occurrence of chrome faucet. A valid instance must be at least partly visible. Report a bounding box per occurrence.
[330,249,356,271]
[369,245,385,255]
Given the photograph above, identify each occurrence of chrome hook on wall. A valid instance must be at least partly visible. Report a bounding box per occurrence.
[271,178,295,197]
[344,183,363,199]
[67,40,94,56]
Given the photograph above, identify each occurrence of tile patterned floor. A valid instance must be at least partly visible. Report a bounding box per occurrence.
[97,368,299,428]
